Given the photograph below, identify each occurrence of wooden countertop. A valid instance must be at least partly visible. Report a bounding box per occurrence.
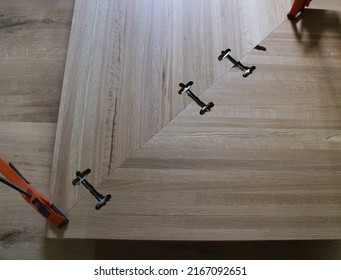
[48,2,341,240]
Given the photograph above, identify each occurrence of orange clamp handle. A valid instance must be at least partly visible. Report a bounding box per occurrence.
[0,156,68,228]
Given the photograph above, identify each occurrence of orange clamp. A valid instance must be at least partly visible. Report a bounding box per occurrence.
[288,0,312,20]
[0,156,68,228]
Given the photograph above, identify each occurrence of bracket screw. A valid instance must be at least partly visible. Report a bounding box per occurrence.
[218,48,256,77]
[178,81,214,115]
[72,169,111,210]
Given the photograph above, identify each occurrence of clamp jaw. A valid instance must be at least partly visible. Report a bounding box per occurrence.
[0,156,68,228]
[287,0,312,20]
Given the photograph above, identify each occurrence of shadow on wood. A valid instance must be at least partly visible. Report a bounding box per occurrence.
[42,239,341,260]
[290,9,341,52]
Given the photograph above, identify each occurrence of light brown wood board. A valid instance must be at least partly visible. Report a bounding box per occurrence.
[48,0,340,239]
[0,0,298,259]
[1,0,341,259]
[49,0,292,212]
[48,4,341,240]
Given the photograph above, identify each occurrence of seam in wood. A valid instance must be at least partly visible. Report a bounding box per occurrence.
[108,96,118,175]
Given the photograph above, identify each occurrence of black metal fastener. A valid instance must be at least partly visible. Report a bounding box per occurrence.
[72,169,111,210]
[218,48,256,78]
[178,81,214,115]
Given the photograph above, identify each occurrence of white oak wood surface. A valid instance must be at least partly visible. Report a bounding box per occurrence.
[1,0,294,259]
[50,0,292,213]
[48,6,341,240]
[3,0,341,258]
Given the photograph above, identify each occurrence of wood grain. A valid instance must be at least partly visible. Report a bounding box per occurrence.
[49,8,341,240]
[0,0,293,259]
[0,0,74,259]
[0,0,74,123]
[3,0,341,258]
[50,0,292,216]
